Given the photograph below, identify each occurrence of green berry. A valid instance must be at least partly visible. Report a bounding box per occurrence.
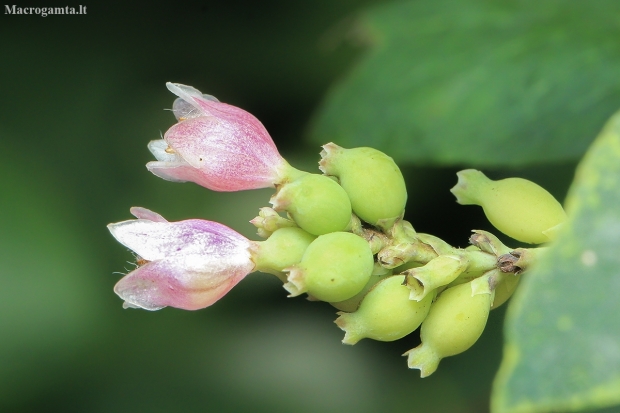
[335,275,434,344]
[330,263,392,312]
[271,174,352,236]
[320,143,407,229]
[404,280,493,377]
[450,170,567,244]
[491,273,521,310]
[284,232,374,302]
[251,227,316,276]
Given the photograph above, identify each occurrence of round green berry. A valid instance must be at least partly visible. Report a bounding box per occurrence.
[284,232,374,302]
[320,143,407,229]
[405,280,492,377]
[491,274,521,310]
[330,264,392,312]
[251,227,316,275]
[336,275,434,344]
[450,170,567,244]
[271,174,352,236]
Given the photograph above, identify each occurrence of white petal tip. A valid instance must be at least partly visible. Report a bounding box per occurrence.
[121,301,165,311]
[147,139,182,162]
[165,82,203,99]
[129,207,168,222]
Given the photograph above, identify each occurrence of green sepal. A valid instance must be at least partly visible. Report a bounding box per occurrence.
[250,207,298,238]
[470,230,512,256]
[405,254,468,301]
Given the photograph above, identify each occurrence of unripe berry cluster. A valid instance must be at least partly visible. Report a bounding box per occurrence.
[108,83,567,377]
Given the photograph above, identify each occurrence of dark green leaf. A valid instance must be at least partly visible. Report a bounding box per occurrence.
[491,109,620,412]
[309,0,620,166]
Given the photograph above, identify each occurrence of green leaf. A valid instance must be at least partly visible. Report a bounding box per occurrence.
[0,152,108,402]
[309,0,620,166]
[491,109,620,412]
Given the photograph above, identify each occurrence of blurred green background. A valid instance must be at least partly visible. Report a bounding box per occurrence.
[1,1,615,412]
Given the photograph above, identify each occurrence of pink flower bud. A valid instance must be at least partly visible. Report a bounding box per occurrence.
[146,83,298,192]
[108,207,255,311]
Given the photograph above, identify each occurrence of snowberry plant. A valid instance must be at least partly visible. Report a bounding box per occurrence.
[109,82,572,378]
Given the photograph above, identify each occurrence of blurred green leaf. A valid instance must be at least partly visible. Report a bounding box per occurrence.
[309,0,620,166]
[0,152,108,404]
[491,109,620,412]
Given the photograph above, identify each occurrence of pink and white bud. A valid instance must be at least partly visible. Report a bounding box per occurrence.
[108,207,255,311]
[147,83,299,192]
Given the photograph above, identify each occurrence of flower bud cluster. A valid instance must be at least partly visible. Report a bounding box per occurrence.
[108,83,564,377]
